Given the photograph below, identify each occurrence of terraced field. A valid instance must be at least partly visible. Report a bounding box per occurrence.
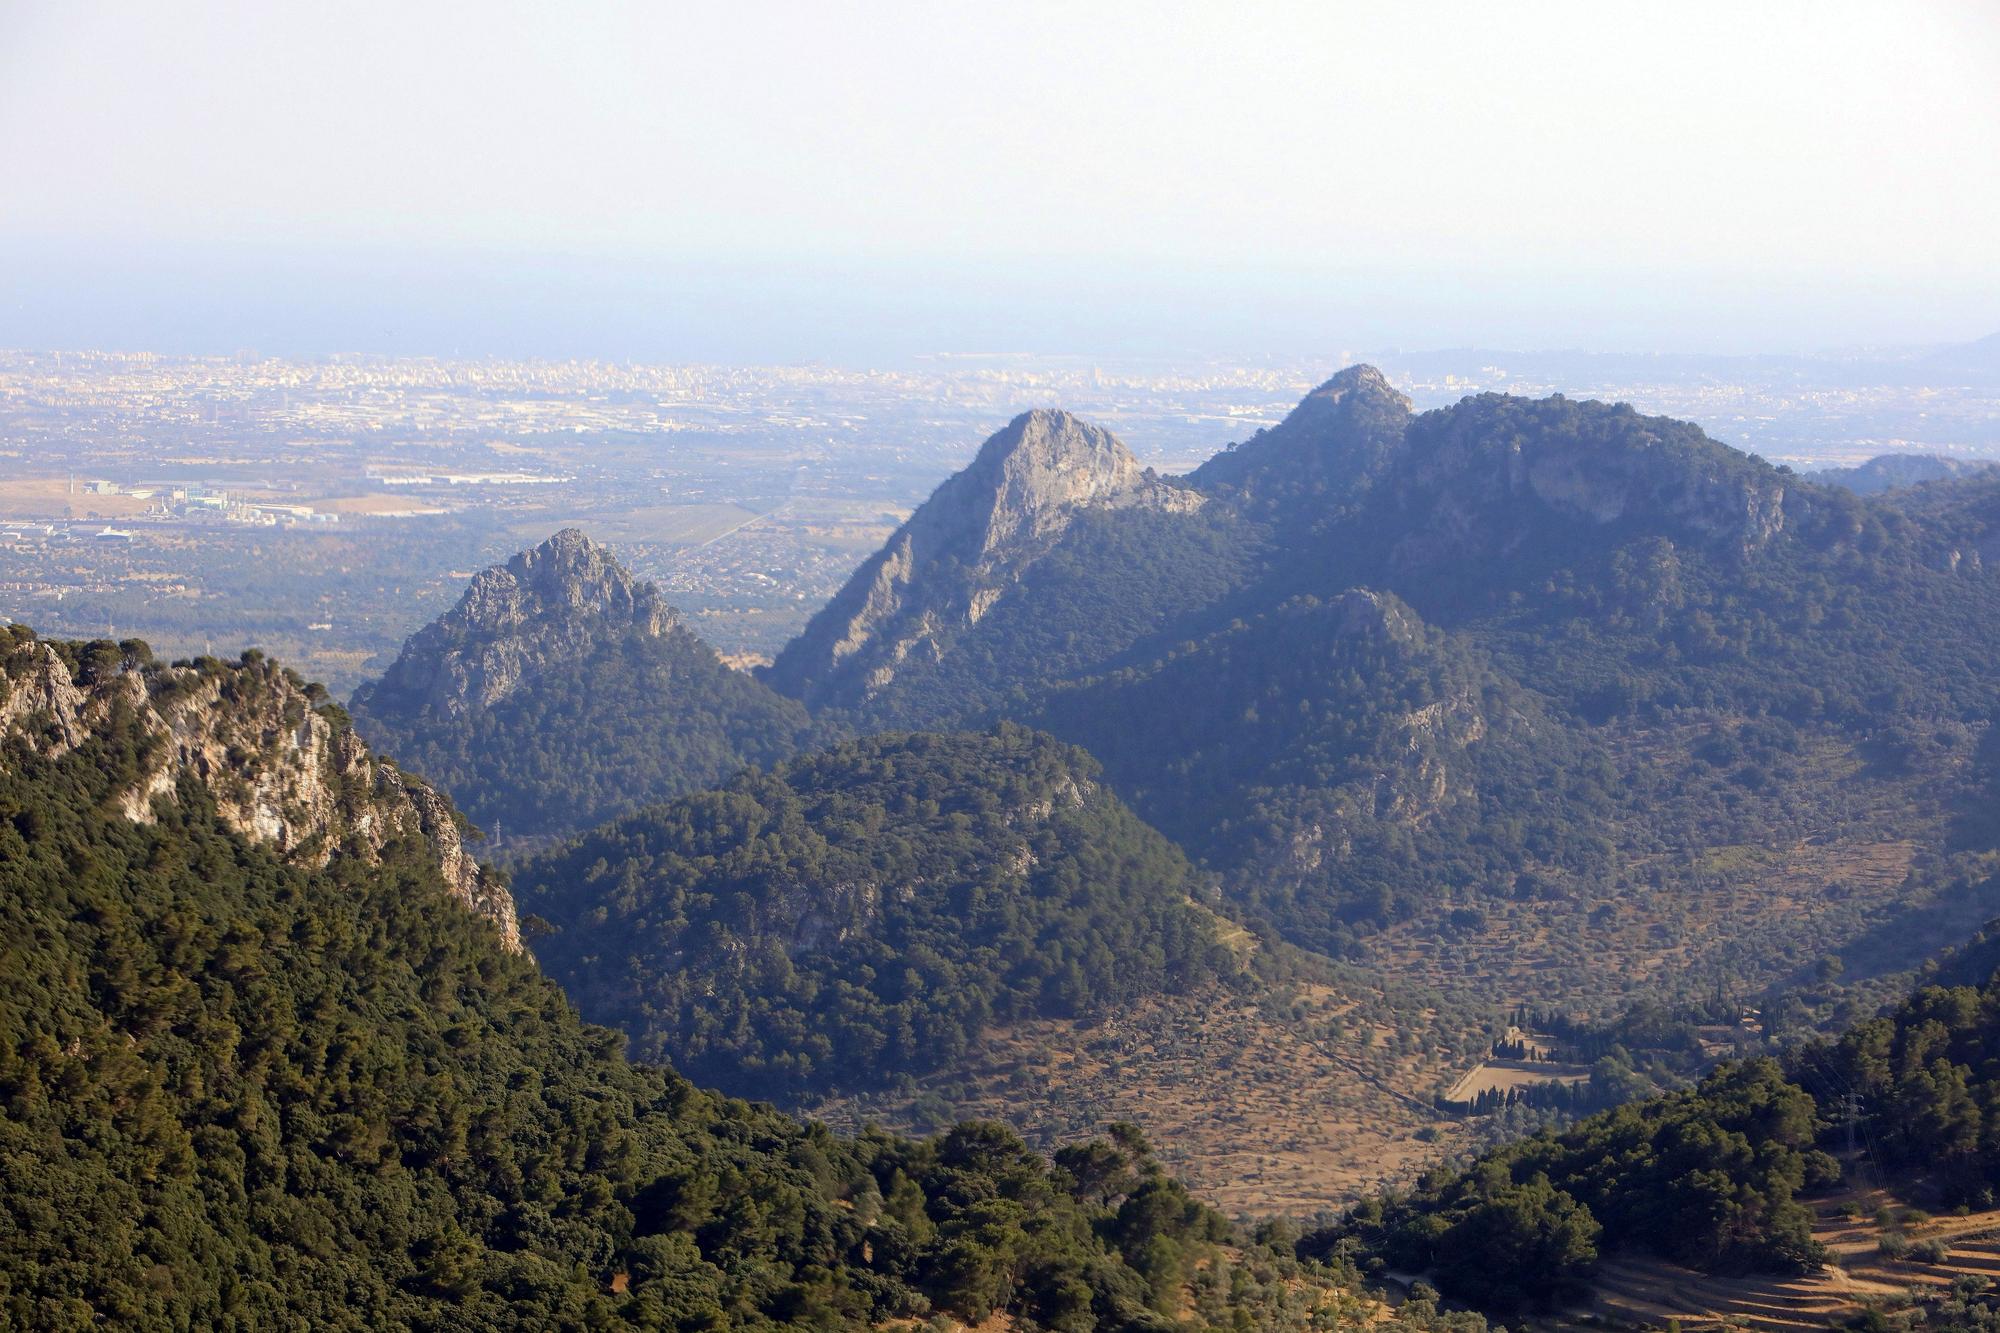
[1577,1182,2000,1329]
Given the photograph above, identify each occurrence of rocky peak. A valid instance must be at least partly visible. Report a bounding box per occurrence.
[1191,363,1413,503]
[764,410,1201,708]
[457,528,667,638]
[956,410,1152,553]
[1386,393,1804,572]
[0,634,520,950]
[358,530,675,720]
[1291,364,1409,417]
[1325,588,1424,647]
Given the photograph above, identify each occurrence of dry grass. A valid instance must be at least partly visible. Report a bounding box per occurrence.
[811,987,1471,1216]
[0,478,152,518]
[1442,1058,1591,1105]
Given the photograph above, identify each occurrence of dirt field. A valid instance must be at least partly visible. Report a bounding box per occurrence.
[1443,1058,1591,1105]
[0,478,152,519]
[809,986,1473,1217]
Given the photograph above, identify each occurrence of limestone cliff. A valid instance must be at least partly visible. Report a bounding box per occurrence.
[355,527,674,720]
[0,633,520,949]
[764,409,1202,709]
[1384,393,1808,574]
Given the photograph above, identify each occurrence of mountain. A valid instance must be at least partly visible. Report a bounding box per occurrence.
[762,410,1215,722]
[1031,589,1570,956]
[1808,452,1999,495]
[1918,329,2000,383]
[1188,364,1413,512]
[514,725,1237,1102]
[754,370,2000,1048]
[350,529,821,839]
[763,373,1859,730]
[0,628,1375,1331]
[1360,391,1815,579]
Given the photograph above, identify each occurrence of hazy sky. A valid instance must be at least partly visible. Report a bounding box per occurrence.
[3,1,1997,360]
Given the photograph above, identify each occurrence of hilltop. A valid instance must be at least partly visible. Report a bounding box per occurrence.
[763,409,1214,719]
[0,626,517,944]
[350,529,823,839]
[515,725,1234,1101]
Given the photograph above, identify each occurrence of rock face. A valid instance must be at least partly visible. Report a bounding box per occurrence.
[357,528,673,720]
[1032,585,1504,892]
[1260,591,1492,874]
[0,635,520,949]
[765,409,1201,709]
[1384,394,1804,573]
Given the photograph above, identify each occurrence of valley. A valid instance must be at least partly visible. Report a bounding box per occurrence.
[13,358,2000,1329]
[14,7,1996,1325]
[328,367,2000,1236]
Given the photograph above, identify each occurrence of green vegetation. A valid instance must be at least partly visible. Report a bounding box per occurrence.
[1327,954,2000,1314]
[516,725,1234,1102]
[0,635,1353,1331]
[355,620,822,839]
[749,377,2000,1059]
[1035,589,1601,957]
[1323,1058,1831,1310]
[350,533,828,839]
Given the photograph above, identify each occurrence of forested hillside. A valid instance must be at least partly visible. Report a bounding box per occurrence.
[515,725,1236,1102]
[351,529,822,839]
[1033,589,1582,956]
[1321,952,2000,1316]
[0,632,1374,1331]
[319,371,2000,1235]
[753,370,2000,1031]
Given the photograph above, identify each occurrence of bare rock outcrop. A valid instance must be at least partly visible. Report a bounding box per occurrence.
[0,635,520,950]
[356,528,674,721]
[766,409,1201,708]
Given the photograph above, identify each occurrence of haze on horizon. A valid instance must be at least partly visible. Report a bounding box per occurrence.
[3,0,1997,363]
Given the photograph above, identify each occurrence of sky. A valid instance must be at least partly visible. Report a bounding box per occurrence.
[2,0,1997,361]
